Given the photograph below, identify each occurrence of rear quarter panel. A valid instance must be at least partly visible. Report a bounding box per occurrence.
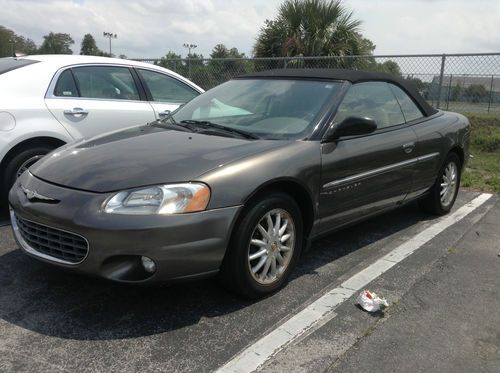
[409,111,470,198]
[0,62,74,163]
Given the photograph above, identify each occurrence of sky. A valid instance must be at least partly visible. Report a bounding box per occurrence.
[0,0,499,58]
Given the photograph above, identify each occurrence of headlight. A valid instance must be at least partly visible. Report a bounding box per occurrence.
[104,183,210,215]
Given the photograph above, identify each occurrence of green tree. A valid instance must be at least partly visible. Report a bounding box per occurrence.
[405,76,424,88]
[464,84,488,103]
[22,38,38,55]
[254,0,371,58]
[369,60,402,76]
[187,52,204,67]
[210,44,230,59]
[229,48,245,58]
[97,50,112,57]
[404,76,429,98]
[210,44,246,59]
[157,51,184,73]
[0,26,38,57]
[38,32,74,54]
[357,34,376,55]
[450,82,462,101]
[208,44,249,87]
[186,52,206,86]
[80,33,100,55]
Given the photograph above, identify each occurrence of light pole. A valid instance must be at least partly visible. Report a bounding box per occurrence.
[8,38,15,57]
[183,43,197,79]
[103,32,117,56]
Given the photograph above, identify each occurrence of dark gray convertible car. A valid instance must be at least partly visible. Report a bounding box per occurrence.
[9,69,470,298]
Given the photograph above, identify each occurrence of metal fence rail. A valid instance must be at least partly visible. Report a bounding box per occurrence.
[136,53,500,115]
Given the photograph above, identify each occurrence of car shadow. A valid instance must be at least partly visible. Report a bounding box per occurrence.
[0,201,438,341]
[291,202,434,280]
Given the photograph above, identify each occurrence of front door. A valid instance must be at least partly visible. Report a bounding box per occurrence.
[319,81,418,233]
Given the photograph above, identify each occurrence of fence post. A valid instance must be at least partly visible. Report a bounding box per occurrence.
[446,74,453,110]
[436,54,446,109]
[487,75,494,113]
[284,58,288,69]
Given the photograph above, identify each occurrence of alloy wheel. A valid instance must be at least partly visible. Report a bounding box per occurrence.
[247,208,295,285]
[440,161,458,207]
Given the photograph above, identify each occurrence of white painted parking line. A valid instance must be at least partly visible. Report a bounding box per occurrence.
[217,193,493,373]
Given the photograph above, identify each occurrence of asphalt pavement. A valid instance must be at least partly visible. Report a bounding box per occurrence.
[0,191,498,372]
[330,201,500,372]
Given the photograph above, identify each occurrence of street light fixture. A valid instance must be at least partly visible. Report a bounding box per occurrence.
[182,43,198,79]
[182,43,197,56]
[103,32,117,56]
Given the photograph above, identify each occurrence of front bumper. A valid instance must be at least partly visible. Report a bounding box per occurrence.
[9,172,242,283]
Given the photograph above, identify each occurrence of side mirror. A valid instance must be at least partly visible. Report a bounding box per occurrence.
[325,116,377,141]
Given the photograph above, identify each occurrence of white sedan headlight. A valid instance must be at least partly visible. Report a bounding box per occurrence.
[104,183,210,215]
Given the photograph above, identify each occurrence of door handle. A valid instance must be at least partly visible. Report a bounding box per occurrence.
[64,108,89,116]
[158,110,171,118]
[403,142,415,154]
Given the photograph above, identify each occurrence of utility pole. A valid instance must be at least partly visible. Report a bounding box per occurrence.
[183,43,197,79]
[103,32,117,56]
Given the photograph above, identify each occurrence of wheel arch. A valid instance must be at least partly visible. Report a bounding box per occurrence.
[448,145,465,170]
[241,178,316,240]
[0,136,67,177]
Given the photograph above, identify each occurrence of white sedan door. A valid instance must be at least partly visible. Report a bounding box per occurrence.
[45,65,156,140]
[135,68,200,120]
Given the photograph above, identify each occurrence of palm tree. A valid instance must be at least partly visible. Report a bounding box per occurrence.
[254,0,370,58]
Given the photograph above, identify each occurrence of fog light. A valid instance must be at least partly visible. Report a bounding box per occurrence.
[141,256,156,273]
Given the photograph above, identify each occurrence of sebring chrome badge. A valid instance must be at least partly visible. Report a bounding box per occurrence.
[21,185,56,202]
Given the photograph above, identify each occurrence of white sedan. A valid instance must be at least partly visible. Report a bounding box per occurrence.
[0,55,203,206]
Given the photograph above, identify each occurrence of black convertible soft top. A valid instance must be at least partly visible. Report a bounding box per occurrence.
[239,68,437,117]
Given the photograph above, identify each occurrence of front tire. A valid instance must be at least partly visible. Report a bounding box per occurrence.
[419,152,461,215]
[220,193,303,298]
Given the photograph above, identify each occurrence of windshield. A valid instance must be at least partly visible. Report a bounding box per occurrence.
[171,78,342,140]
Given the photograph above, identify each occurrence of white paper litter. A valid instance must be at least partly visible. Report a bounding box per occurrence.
[357,289,389,312]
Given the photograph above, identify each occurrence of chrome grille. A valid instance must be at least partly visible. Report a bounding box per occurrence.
[15,215,88,264]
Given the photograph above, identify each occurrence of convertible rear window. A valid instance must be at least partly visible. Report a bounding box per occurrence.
[0,58,39,75]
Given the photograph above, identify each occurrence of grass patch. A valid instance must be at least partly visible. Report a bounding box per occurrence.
[461,114,500,194]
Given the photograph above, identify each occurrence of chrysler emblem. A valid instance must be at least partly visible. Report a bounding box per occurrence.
[21,186,56,202]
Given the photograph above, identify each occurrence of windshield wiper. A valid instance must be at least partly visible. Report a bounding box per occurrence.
[180,120,260,140]
[148,112,196,132]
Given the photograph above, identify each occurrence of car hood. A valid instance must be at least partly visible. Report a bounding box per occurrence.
[30,125,287,193]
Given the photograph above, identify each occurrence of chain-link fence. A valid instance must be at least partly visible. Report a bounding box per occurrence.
[136,53,500,115]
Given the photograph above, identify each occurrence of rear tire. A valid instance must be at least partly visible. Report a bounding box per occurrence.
[1,146,53,207]
[418,152,461,215]
[220,193,303,299]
